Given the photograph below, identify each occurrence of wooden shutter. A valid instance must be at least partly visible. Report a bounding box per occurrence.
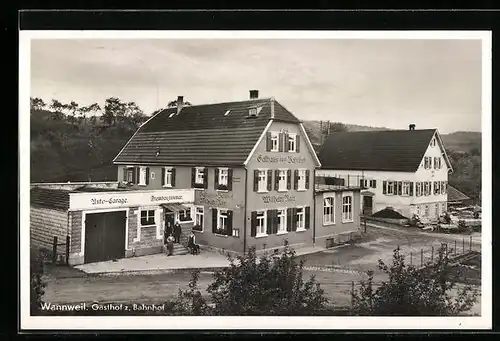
[266,132,272,152]
[278,133,284,152]
[294,170,299,190]
[267,170,273,191]
[227,210,233,236]
[133,167,139,184]
[272,210,279,234]
[284,134,289,152]
[212,209,218,234]
[161,168,165,186]
[383,181,387,194]
[409,182,414,196]
[145,167,150,185]
[214,168,220,190]
[305,170,310,189]
[266,210,273,235]
[171,168,176,187]
[286,208,293,232]
[191,167,196,188]
[305,206,310,230]
[251,211,257,237]
[122,168,127,182]
[275,170,280,191]
[227,168,233,191]
[296,135,300,153]
[203,168,208,189]
[372,180,377,188]
[291,208,297,231]
[397,181,402,195]
[254,170,259,192]
[287,169,292,190]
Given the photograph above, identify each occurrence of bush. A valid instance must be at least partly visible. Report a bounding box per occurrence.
[351,246,478,316]
[30,249,47,315]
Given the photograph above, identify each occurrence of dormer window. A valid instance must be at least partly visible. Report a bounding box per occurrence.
[430,138,436,147]
[248,108,258,117]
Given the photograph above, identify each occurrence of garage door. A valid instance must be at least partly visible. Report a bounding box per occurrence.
[84,211,126,264]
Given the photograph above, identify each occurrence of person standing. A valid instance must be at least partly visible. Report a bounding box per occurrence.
[173,221,181,243]
[166,234,175,256]
[165,221,173,243]
[187,231,198,255]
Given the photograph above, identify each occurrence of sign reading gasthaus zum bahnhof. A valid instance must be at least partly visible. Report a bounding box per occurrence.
[68,189,194,211]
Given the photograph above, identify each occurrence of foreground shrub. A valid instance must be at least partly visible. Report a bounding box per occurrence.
[30,249,46,315]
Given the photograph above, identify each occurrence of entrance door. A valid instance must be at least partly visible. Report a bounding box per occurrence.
[84,211,126,264]
[164,210,175,240]
[363,196,373,216]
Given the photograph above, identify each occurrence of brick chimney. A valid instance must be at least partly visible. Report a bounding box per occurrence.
[177,96,184,115]
[249,90,259,99]
[409,124,416,131]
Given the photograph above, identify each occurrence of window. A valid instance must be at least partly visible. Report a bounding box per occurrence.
[342,195,353,222]
[438,158,442,169]
[139,167,147,185]
[278,169,287,191]
[178,207,192,222]
[424,205,429,217]
[323,197,335,225]
[195,167,205,184]
[435,204,439,217]
[140,210,155,226]
[193,206,204,231]
[424,182,429,196]
[387,181,394,195]
[125,168,134,183]
[370,180,377,188]
[256,211,267,236]
[277,209,287,233]
[296,207,305,230]
[164,167,173,187]
[271,132,279,152]
[416,182,421,196]
[217,209,229,235]
[430,138,436,147]
[442,203,447,214]
[218,168,228,186]
[258,170,268,192]
[297,169,306,191]
[232,229,240,237]
[288,133,297,152]
[402,181,410,196]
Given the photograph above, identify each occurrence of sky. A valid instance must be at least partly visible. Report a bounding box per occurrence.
[30,38,483,133]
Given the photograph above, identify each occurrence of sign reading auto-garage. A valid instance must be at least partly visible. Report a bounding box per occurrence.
[69,189,195,211]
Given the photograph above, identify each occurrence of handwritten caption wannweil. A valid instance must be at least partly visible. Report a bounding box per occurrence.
[256,155,306,164]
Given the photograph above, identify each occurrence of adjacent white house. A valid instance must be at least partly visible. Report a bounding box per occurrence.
[317,125,453,220]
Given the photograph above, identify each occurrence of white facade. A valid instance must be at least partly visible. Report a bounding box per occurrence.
[317,133,451,219]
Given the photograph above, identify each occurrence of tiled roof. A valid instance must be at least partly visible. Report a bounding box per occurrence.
[114,98,300,166]
[30,187,70,210]
[318,129,437,172]
[447,185,470,203]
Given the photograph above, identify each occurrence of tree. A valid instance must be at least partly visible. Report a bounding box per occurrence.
[167,99,192,108]
[351,246,478,316]
[49,99,63,113]
[103,97,124,126]
[30,97,46,111]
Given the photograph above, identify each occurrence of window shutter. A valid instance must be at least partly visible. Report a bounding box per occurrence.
[287,169,292,190]
[253,170,259,192]
[171,168,176,187]
[191,168,196,188]
[397,181,402,195]
[305,170,310,189]
[286,208,293,232]
[227,168,233,191]
[294,170,299,190]
[161,168,165,186]
[133,167,139,184]
[383,181,387,194]
[442,181,445,194]
[272,210,279,234]
[284,133,289,152]
[266,132,272,152]
[122,168,127,182]
[291,208,297,231]
[266,210,273,235]
[214,168,220,190]
[409,182,414,196]
[267,170,273,191]
[227,210,233,236]
[251,211,257,237]
[275,170,280,191]
[373,180,377,188]
[278,133,284,152]
[212,209,218,234]
[296,135,300,153]
[145,167,150,185]
[305,206,310,230]
[203,168,208,189]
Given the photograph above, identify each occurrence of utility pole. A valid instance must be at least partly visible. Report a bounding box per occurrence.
[319,120,323,144]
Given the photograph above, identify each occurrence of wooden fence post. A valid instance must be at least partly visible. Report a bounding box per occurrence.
[421,249,424,267]
[66,235,71,265]
[431,246,434,262]
[364,217,367,233]
[469,235,472,251]
[52,236,58,264]
[351,281,355,307]
[462,238,465,254]
[410,252,413,265]
[454,240,457,256]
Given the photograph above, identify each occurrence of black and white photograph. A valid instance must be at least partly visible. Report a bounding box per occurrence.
[20,30,491,330]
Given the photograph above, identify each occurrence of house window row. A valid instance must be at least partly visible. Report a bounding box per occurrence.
[251,206,310,237]
[382,181,414,196]
[423,156,443,170]
[123,166,150,186]
[360,179,377,189]
[323,193,354,225]
[254,168,310,193]
[266,131,300,153]
[415,181,447,197]
[412,202,447,217]
[383,180,447,196]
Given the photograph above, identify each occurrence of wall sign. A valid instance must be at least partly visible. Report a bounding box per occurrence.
[197,192,234,206]
[256,154,306,164]
[69,189,194,211]
[262,194,296,204]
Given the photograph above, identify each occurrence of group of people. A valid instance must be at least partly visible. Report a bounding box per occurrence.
[164,221,200,256]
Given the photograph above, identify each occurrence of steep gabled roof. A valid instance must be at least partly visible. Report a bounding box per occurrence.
[318,129,440,172]
[113,98,300,166]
